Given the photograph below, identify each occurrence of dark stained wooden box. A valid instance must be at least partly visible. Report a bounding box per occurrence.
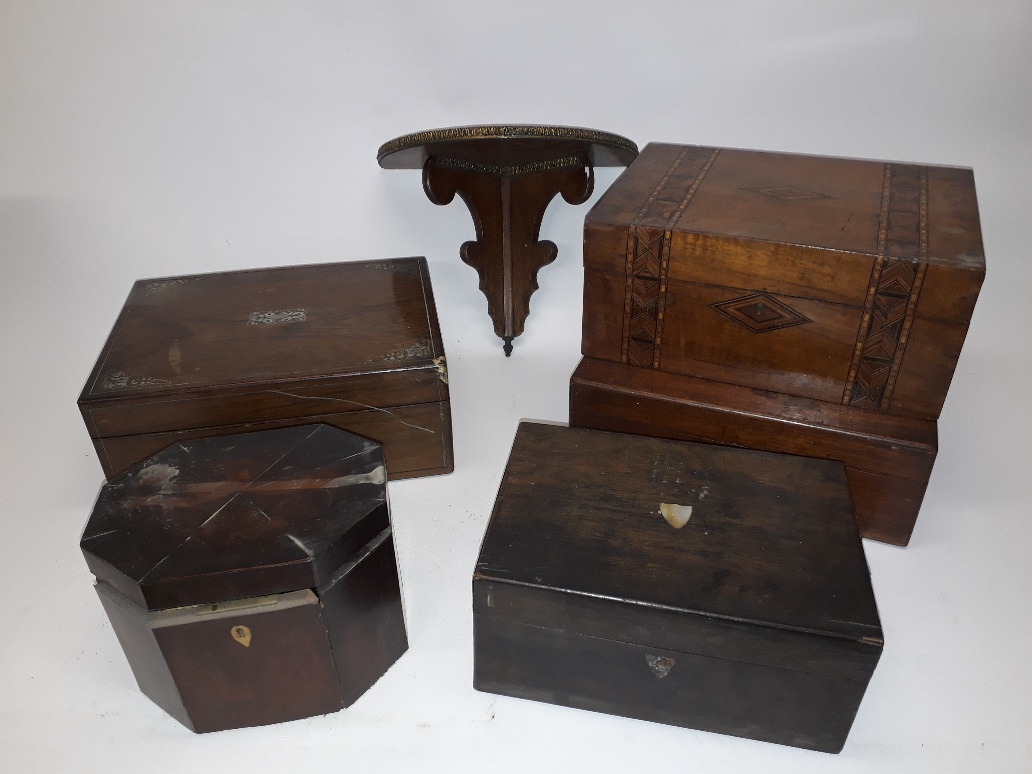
[81,425,408,733]
[583,143,984,421]
[570,358,935,546]
[474,422,882,753]
[79,258,452,481]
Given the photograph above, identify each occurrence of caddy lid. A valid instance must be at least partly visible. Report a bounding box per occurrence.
[81,424,390,611]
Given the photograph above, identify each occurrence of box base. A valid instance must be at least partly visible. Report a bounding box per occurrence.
[94,532,408,733]
[569,357,937,546]
[475,614,867,753]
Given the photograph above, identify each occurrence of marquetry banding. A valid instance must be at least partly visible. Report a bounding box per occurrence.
[620,147,695,363]
[842,164,929,410]
[843,256,887,400]
[432,154,587,177]
[621,148,720,368]
[881,169,929,402]
[652,149,720,368]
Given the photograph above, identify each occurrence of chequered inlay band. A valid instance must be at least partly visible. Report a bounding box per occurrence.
[621,148,720,368]
[842,164,929,410]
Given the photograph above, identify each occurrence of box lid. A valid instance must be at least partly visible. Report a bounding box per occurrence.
[80,424,390,611]
[79,258,448,438]
[585,143,985,320]
[475,423,881,651]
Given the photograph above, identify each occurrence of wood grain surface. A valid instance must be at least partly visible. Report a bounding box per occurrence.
[570,357,937,545]
[81,424,391,610]
[474,422,881,752]
[582,143,985,420]
[79,258,452,479]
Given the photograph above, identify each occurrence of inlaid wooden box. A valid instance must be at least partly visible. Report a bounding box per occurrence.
[474,423,882,753]
[577,143,984,545]
[81,425,408,733]
[79,258,452,481]
[582,143,984,420]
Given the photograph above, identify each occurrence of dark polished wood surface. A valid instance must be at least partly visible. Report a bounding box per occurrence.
[79,257,452,479]
[475,615,871,752]
[477,422,880,637]
[323,534,409,708]
[582,143,984,420]
[570,357,936,545]
[81,424,390,610]
[98,585,344,733]
[379,125,637,355]
[96,534,408,733]
[474,422,881,752]
[84,424,409,733]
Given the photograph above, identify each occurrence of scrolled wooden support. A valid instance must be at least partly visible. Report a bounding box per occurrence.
[379,125,638,354]
[423,157,592,354]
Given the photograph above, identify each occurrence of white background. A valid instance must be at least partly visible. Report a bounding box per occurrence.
[1,2,1030,771]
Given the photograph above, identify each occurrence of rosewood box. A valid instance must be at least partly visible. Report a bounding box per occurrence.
[576,143,985,544]
[79,258,452,481]
[474,422,882,753]
[81,424,408,733]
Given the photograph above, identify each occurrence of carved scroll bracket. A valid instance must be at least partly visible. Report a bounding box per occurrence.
[423,157,592,355]
[378,125,639,355]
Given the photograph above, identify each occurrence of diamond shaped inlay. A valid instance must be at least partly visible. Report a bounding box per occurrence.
[711,294,812,333]
[746,186,830,202]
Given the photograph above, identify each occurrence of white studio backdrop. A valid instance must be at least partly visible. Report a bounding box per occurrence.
[1,2,1030,772]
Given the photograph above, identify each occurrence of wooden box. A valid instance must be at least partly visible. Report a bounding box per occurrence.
[570,358,935,546]
[582,143,984,420]
[79,258,452,481]
[80,424,408,733]
[474,422,882,753]
[578,144,984,545]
